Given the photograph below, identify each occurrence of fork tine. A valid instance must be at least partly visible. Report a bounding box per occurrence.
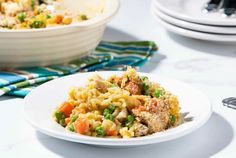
[184,117,194,122]
[222,97,236,110]
[222,97,236,103]
[181,112,190,117]
[222,0,236,17]
[226,104,236,110]
[180,112,193,123]
[203,0,222,12]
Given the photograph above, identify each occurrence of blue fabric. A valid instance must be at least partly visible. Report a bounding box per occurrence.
[0,41,157,97]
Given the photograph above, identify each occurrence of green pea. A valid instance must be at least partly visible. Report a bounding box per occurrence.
[143,83,150,95]
[125,115,135,128]
[108,105,116,113]
[141,76,148,81]
[105,113,114,121]
[67,123,75,132]
[95,126,105,137]
[80,15,87,20]
[125,122,133,128]
[71,115,78,122]
[55,111,65,121]
[17,12,26,22]
[127,115,134,123]
[143,83,149,90]
[169,115,176,125]
[30,20,44,28]
[154,89,162,98]
[103,109,110,116]
[59,119,65,127]
[46,14,51,19]
[31,0,35,9]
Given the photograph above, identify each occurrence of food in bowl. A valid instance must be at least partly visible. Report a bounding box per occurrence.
[53,67,182,138]
[0,0,99,29]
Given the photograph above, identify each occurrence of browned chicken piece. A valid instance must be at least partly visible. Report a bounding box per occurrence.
[132,109,169,133]
[133,121,149,137]
[116,107,128,122]
[124,81,142,95]
[95,80,108,93]
[91,74,111,93]
[131,98,170,133]
[146,98,170,113]
[110,70,143,95]
[114,77,122,86]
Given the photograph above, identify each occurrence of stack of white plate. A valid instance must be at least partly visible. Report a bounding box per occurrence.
[151,0,236,42]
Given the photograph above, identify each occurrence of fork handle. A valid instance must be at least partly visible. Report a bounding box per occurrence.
[222,0,236,16]
[204,0,222,12]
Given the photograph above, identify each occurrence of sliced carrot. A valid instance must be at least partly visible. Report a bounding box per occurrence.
[106,130,118,136]
[54,15,63,24]
[74,119,89,134]
[65,118,71,126]
[59,102,74,118]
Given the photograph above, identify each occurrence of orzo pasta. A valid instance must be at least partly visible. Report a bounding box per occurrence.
[53,67,182,138]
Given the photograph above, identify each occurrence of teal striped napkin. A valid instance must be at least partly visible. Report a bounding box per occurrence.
[0,41,157,97]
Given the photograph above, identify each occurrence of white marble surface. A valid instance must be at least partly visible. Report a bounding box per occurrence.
[1,0,236,157]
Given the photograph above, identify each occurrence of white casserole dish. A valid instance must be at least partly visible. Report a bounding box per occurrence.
[0,0,119,68]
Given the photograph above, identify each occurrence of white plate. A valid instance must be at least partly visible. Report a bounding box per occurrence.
[152,4,236,34]
[24,71,212,147]
[151,9,236,42]
[154,0,236,26]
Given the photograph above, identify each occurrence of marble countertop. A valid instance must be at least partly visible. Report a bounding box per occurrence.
[1,0,236,157]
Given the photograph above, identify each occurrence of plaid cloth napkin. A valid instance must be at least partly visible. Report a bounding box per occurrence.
[0,41,157,97]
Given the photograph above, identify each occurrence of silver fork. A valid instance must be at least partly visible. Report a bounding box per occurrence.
[203,0,223,13]
[204,0,236,17]
[220,0,236,17]
[181,112,193,122]
[222,97,236,109]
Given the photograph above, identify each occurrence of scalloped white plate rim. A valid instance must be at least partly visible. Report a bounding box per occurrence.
[24,71,212,147]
